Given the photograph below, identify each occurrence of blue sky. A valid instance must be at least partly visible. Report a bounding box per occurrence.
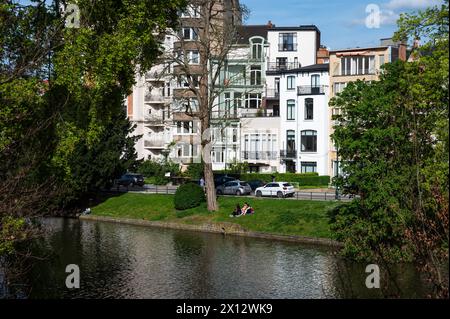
[242,0,444,49]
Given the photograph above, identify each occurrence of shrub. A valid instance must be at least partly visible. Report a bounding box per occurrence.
[185,162,204,179]
[174,183,205,210]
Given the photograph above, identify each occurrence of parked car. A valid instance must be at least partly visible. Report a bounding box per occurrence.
[116,173,145,187]
[216,180,252,196]
[214,175,237,187]
[247,179,266,191]
[255,182,295,198]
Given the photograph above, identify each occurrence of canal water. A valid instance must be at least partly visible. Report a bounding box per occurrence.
[7,218,428,298]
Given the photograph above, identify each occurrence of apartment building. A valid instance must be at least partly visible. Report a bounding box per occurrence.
[328,39,407,176]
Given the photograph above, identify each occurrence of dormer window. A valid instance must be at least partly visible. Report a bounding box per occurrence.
[250,38,263,60]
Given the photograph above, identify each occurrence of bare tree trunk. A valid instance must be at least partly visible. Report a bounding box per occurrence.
[200,101,219,211]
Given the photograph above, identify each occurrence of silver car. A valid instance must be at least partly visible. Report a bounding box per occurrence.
[216,180,252,196]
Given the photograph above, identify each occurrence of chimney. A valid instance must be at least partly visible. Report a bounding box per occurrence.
[398,42,407,61]
[267,20,273,28]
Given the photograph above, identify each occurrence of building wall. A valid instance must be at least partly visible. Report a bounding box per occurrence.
[267,30,317,67]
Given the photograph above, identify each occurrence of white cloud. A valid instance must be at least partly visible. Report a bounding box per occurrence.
[385,0,443,10]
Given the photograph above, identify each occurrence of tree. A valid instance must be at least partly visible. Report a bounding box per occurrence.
[330,1,448,297]
[159,0,248,211]
[0,0,186,292]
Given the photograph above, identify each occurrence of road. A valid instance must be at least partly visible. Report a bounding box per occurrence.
[110,184,354,202]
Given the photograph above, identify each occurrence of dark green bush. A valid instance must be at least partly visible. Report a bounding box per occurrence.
[185,162,204,179]
[174,183,205,210]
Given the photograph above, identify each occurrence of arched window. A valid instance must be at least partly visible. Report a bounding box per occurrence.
[250,38,263,60]
[287,100,295,120]
[301,130,317,152]
[286,130,296,152]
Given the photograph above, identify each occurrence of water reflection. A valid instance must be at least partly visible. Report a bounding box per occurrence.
[11,218,427,299]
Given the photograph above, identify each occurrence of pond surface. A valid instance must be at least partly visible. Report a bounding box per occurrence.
[6,218,428,298]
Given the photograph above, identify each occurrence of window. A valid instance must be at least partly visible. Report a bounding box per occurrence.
[251,39,263,60]
[340,56,375,75]
[334,82,347,94]
[301,162,317,173]
[301,130,317,152]
[181,5,200,18]
[250,65,261,85]
[176,121,197,134]
[287,76,295,90]
[279,33,297,51]
[245,94,262,109]
[188,50,200,64]
[181,28,198,40]
[286,130,296,151]
[177,143,197,158]
[305,98,313,120]
[311,75,320,87]
[276,57,287,70]
[287,100,295,120]
[227,65,245,85]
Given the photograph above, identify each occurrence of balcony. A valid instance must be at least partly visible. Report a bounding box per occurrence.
[278,43,298,52]
[144,116,166,126]
[242,151,278,161]
[144,138,167,149]
[265,88,280,99]
[280,150,297,158]
[145,72,165,82]
[144,94,171,104]
[267,62,300,73]
[297,86,326,95]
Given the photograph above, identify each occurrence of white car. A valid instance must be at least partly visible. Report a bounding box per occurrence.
[255,182,296,198]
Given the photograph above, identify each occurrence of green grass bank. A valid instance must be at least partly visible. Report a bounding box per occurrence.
[91,193,337,239]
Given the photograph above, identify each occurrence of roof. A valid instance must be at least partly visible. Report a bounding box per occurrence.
[236,25,268,44]
[329,46,390,53]
[267,63,329,75]
[268,25,320,32]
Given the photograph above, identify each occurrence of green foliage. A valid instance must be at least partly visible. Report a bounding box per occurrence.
[0,216,27,256]
[228,162,249,174]
[138,159,180,185]
[184,163,204,179]
[329,1,449,265]
[174,183,206,210]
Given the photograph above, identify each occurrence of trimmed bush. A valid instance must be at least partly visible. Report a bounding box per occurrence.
[174,183,205,210]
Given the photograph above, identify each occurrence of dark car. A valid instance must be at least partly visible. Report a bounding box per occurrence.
[213,175,236,187]
[216,180,252,196]
[116,173,145,187]
[247,179,265,191]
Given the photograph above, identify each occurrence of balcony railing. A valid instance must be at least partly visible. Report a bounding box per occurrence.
[144,116,166,125]
[278,43,298,52]
[265,89,280,99]
[297,86,326,95]
[144,138,167,148]
[242,151,278,161]
[280,150,297,158]
[267,62,300,72]
[144,94,170,103]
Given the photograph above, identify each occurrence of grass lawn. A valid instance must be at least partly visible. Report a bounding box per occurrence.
[91,193,337,239]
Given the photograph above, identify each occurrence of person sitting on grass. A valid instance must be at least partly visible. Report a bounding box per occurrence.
[230,204,242,217]
[242,202,254,215]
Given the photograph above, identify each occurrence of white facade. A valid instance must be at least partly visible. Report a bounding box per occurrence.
[129,23,331,177]
[278,68,329,175]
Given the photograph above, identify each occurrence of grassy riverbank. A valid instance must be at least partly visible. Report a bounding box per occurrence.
[91,193,337,239]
